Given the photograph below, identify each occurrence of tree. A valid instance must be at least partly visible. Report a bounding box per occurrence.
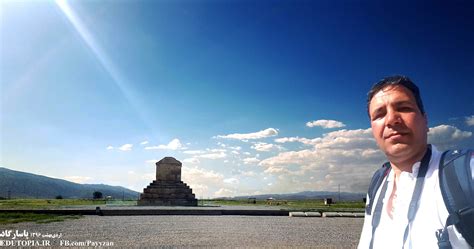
[55,195,63,199]
[93,191,103,199]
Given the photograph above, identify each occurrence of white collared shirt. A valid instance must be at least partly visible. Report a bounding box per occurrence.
[358,145,472,249]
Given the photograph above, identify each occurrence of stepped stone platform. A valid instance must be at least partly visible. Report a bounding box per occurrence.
[138,157,197,206]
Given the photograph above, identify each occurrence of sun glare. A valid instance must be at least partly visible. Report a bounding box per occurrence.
[54,0,153,130]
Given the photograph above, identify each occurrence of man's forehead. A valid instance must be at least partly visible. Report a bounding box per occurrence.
[369,85,416,112]
[371,85,414,101]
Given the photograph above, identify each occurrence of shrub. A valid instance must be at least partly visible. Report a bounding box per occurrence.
[93,191,103,199]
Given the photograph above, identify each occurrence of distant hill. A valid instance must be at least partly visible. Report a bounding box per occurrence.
[0,167,139,199]
[225,190,365,201]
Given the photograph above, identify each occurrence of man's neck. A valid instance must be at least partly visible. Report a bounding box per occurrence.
[388,145,428,178]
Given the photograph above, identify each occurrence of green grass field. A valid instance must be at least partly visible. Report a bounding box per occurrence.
[0,198,364,211]
[0,199,107,209]
[203,199,365,212]
[0,198,364,224]
[0,199,127,224]
[0,212,82,224]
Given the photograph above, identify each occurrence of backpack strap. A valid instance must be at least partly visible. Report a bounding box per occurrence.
[366,162,391,215]
[437,149,474,248]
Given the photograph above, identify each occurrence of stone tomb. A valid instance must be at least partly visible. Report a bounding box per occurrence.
[138,157,197,206]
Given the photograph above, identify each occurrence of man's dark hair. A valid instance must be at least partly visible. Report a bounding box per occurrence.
[367,75,425,117]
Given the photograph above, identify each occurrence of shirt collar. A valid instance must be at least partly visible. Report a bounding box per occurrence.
[386,144,437,182]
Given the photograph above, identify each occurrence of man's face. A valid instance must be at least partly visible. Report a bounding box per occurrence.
[368,85,428,161]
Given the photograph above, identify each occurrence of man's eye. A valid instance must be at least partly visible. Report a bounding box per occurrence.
[399,106,414,112]
[372,112,384,120]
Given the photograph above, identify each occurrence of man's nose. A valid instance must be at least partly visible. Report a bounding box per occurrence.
[386,109,402,127]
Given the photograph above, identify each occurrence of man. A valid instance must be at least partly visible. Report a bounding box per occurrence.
[358,76,472,248]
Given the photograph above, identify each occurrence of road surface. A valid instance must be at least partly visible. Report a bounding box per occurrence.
[1,215,364,248]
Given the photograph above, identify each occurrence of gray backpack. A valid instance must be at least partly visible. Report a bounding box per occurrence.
[365,149,473,248]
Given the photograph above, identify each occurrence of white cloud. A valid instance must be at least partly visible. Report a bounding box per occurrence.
[190,184,209,198]
[64,176,92,184]
[259,149,315,167]
[140,140,149,145]
[306,119,346,129]
[182,167,224,184]
[161,138,183,150]
[106,145,114,150]
[183,150,205,155]
[275,137,299,143]
[215,128,278,140]
[243,157,260,164]
[183,158,200,164]
[240,171,257,177]
[214,188,236,198]
[79,169,160,193]
[181,166,225,197]
[117,124,470,196]
[251,142,283,152]
[259,128,384,193]
[324,128,373,139]
[466,115,474,126]
[275,136,321,145]
[314,129,375,150]
[231,150,240,155]
[198,152,227,159]
[256,124,473,194]
[207,148,227,153]
[141,173,155,181]
[428,125,472,148]
[276,129,374,150]
[145,159,158,165]
[223,178,239,185]
[119,144,133,151]
[145,138,183,150]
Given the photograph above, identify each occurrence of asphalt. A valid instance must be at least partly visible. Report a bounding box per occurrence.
[0,215,365,248]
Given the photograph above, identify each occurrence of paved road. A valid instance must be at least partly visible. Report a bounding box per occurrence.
[1,216,364,248]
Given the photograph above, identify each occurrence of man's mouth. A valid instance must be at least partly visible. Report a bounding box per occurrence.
[385,132,407,139]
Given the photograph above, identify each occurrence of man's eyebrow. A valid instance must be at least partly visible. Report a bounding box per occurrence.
[370,100,415,116]
[393,100,416,106]
[370,106,385,116]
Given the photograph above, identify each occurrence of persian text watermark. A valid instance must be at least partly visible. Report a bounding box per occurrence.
[0,230,114,247]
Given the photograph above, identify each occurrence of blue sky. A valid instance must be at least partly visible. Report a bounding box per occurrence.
[1,0,473,198]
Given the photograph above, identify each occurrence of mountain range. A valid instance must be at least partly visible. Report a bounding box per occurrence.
[0,167,365,201]
[228,190,365,201]
[0,167,140,199]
